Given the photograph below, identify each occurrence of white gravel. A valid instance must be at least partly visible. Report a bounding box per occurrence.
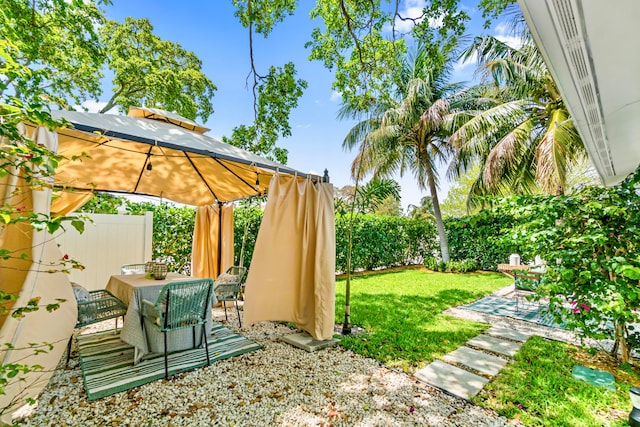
[13,304,521,427]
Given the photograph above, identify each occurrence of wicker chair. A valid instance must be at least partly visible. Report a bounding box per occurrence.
[141,279,214,378]
[66,289,127,366]
[214,266,247,327]
[120,263,146,275]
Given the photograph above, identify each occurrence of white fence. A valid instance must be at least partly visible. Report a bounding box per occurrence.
[54,212,153,290]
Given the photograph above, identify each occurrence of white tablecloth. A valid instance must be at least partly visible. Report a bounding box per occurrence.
[106,273,216,364]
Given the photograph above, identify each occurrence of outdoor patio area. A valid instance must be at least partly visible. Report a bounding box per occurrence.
[14,301,528,427]
[14,278,601,427]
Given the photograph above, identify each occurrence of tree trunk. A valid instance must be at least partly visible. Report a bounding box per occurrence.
[426,166,450,263]
[616,324,630,363]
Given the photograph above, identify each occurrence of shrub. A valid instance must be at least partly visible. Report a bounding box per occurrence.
[445,210,522,270]
[335,214,437,273]
[502,168,640,362]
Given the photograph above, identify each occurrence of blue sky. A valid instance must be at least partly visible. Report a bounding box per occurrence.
[94,0,513,210]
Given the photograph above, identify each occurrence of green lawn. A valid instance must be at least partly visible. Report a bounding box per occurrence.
[335,268,510,371]
[334,268,639,426]
[475,336,636,427]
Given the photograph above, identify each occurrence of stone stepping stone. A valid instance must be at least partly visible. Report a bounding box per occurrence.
[486,326,530,343]
[443,346,507,376]
[467,334,521,357]
[415,360,489,400]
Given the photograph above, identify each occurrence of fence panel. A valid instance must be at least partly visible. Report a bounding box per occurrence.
[54,212,153,290]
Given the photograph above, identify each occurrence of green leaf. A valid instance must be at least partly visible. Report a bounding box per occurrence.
[71,219,85,233]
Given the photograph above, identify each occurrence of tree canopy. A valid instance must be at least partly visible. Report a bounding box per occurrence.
[0,0,106,106]
[98,17,217,121]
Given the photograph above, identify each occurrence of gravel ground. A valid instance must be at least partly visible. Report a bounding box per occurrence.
[12,292,536,427]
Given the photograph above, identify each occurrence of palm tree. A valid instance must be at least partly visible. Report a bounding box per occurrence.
[407,196,435,221]
[341,41,459,262]
[448,25,585,197]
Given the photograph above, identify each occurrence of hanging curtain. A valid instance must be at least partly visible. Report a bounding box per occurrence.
[0,124,76,422]
[244,174,335,340]
[191,203,234,279]
[50,189,94,216]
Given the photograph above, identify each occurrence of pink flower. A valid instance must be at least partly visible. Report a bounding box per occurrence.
[517,404,523,410]
[580,303,590,312]
[570,301,577,306]
[409,406,415,413]
[572,307,581,314]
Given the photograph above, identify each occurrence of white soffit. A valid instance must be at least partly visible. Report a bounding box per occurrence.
[518,0,640,186]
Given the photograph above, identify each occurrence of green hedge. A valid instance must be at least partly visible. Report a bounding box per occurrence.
[335,213,437,273]
[233,205,263,268]
[96,199,437,274]
[445,210,521,271]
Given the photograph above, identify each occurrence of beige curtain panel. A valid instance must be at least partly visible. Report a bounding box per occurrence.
[0,125,76,423]
[191,204,234,279]
[244,175,336,340]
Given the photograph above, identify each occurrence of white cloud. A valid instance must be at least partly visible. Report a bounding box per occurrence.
[453,51,477,74]
[392,0,427,33]
[330,91,342,102]
[494,21,524,49]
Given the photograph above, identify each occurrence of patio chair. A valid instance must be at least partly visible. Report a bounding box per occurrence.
[214,266,247,327]
[513,270,543,313]
[141,279,214,379]
[66,286,127,366]
[121,263,146,275]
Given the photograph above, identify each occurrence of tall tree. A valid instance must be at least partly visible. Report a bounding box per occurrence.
[439,162,482,218]
[341,40,461,262]
[98,17,217,121]
[0,0,106,106]
[449,19,585,196]
[226,0,308,164]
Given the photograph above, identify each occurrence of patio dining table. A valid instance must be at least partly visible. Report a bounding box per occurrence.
[106,273,217,364]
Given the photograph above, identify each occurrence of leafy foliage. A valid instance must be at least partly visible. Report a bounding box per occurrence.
[334,179,401,215]
[449,20,585,197]
[0,39,88,414]
[306,0,468,112]
[500,168,640,362]
[228,2,307,164]
[440,162,483,218]
[445,209,520,271]
[0,0,106,105]
[98,17,217,120]
[425,257,479,273]
[233,203,263,268]
[335,213,437,272]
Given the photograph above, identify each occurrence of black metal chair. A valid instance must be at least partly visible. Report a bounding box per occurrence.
[66,289,127,366]
[141,279,214,379]
[214,266,247,327]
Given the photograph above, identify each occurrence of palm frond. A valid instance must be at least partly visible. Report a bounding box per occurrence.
[483,118,533,190]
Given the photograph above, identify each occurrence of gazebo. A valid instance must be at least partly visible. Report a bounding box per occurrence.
[0,108,336,420]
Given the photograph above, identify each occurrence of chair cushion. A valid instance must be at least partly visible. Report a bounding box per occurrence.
[216,273,239,284]
[71,282,90,302]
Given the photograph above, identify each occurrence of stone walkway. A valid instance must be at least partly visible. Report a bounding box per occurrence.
[414,326,530,400]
